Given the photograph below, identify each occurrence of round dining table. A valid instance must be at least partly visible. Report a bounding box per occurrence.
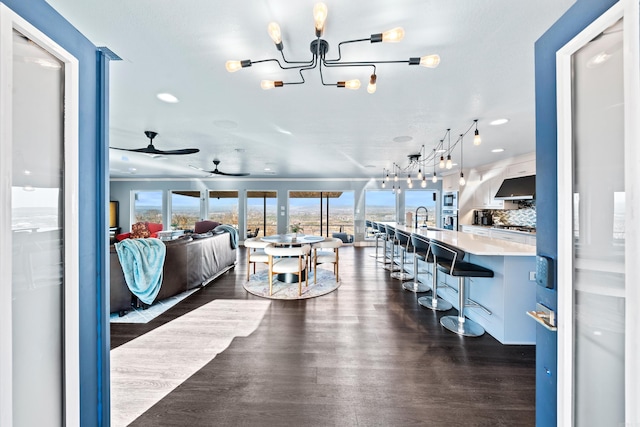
[260,234,324,282]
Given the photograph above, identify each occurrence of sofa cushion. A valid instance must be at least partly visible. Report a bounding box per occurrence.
[130,222,151,239]
[146,222,163,234]
[194,220,220,234]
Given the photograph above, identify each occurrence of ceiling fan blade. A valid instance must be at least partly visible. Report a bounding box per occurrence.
[212,170,250,177]
[154,148,200,155]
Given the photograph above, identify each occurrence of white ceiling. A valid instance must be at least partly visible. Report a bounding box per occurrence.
[46,0,574,180]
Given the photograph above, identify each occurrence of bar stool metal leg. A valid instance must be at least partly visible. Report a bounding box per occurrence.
[383,236,397,271]
[403,248,428,292]
[440,277,485,337]
[418,262,452,311]
[391,243,413,280]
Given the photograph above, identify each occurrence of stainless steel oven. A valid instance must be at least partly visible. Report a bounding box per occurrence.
[443,191,458,209]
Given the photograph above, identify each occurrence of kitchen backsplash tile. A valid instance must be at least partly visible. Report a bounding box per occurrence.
[491,205,536,227]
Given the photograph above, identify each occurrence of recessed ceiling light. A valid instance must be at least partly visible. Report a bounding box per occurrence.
[264,167,271,171]
[490,118,509,126]
[156,92,179,103]
[23,170,31,175]
[492,148,505,153]
[393,136,413,143]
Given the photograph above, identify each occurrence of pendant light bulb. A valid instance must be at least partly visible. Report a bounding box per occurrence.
[382,181,386,188]
[225,60,242,73]
[313,3,328,36]
[392,186,396,194]
[417,169,423,180]
[267,22,282,45]
[473,120,482,145]
[421,178,427,188]
[408,181,413,189]
[261,80,275,90]
[394,172,398,182]
[432,173,437,183]
[367,74,377,94]
[407,175,412,185]
[398,187,402,194]
[439,156,445,169]
[446,155,452,169]
[381,27,405,42]
[459,172,466,186]
[419,54,440,68]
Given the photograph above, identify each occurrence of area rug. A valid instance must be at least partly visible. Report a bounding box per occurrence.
[109,288,199,324]
[244,268,340,300]
[110,299,271,427]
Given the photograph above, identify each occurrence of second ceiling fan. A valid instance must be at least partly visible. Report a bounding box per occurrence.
[192,159,250,177]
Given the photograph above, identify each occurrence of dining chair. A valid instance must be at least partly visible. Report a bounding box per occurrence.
[312,237,342,283]
[264,244,311,296]
[243,237,271,281]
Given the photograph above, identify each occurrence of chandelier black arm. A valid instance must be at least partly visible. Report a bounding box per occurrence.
[279,50,315,66]
[281,56,318,86]
[251,58,313,71]
[322,59,376,74]
[324,37,372,62]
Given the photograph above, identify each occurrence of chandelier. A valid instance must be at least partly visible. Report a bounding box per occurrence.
[225,3,440,92]
[382,119,483,191]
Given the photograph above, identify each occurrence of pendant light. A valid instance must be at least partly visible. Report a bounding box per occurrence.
[459,133,466,186]
[438,140,445,169]
[473,119,482,146]
[432,148,438,183]
[445,129,452,169]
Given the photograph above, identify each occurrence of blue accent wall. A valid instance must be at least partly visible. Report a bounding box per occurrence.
[3,0,109,425]
[534,0,617,425]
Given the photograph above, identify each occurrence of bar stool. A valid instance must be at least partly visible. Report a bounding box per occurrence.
[372,222,387,262]
[391,229,414,281]
[429,239,494,337]
[403,233,431,292]
[417,238,453,312]
[382,224,399,272]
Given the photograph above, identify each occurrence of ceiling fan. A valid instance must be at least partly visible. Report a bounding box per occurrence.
[191,159,250,176]
[110,131,200,156]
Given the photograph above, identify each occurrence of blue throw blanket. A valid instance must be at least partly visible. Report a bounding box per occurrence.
[115,238,166,305]
[214,224,239,249]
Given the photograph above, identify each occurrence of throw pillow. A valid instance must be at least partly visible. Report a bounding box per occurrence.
[194,220,220,234]
[130,222,151,239]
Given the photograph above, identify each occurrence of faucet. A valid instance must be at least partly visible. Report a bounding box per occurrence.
[415,206,428,229]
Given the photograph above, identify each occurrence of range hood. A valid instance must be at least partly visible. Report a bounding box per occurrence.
[494,175,536,200]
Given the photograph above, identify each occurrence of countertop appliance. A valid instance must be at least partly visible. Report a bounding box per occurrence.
[473,210,493,226]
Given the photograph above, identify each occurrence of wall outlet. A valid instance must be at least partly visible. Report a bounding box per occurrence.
[529,271,536,281]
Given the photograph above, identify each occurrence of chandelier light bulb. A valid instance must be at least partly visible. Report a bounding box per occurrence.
[417,169,423,180]
[439,156,445,169]
[432,172,437,183]
[394,173,398,182]
[398,187,402,194]
[459,172,466,186]
[261,80,275,90]
[313,3,328,36]
[367,74,377,94]
[382,27,405,42]
[408,181,413,189]
[343,79,361,90]
[446,155,452,169]
[392,185,396,194]
[267,22,282,46]
[407,175,412,185]
[419,54,441,68]
[382,181,386,188]
[421,178,427,188]
[225,60,242,73]
[474,129,482,145]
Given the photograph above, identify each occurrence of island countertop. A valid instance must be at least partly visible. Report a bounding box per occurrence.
[384,222,536,257]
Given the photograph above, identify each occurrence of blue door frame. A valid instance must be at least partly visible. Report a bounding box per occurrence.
[534,0,618,425]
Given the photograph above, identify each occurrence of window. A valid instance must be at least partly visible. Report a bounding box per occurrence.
[170,191,201,230]
[133,191,163,224]
[247,191,277,237]
[208,191,238,227]
[365,190,396,223]
[289,191,354,236]
[405,190,437,227]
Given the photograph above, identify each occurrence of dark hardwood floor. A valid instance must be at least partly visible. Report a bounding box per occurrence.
[111,246,535,426]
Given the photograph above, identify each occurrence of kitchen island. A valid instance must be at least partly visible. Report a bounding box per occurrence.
[385,222,536,344]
